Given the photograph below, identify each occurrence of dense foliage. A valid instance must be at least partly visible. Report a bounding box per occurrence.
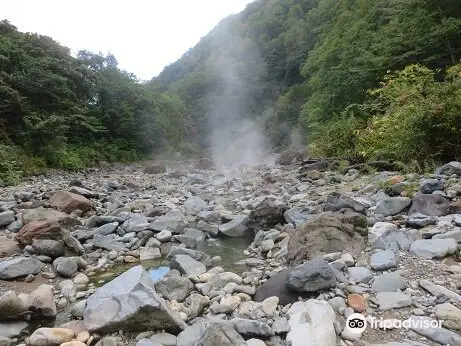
[0,20,189,183]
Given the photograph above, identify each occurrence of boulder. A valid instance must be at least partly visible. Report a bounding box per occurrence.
[406,213,437,228]
[420,178,444,194]
[370,250,398,270]
[287,211,367,265]
[149,210,187,233]
[169,255,206,276]
[54,257,78,277]
[375,197,411,216]
[254,269,308,305]
[167,246,212,267]
[368,222,414,251]
[286,258,336,293]
[276,149,302,165]
[28,328,74,346]
[324,193,368,214]
[49,191,92,214]
[371,272,405,292]
[408,315,461,345]
[176,322,246,346]
[434,303,461,330]
[0,211,14,227]
[32,239,65,257]
[247,197,287,230]
[0,257,44,280]
[183,196,208,215]
[144,162,166,174]
[284,207,313,227]
[27,284,57,318]
[0,321,28,338]
[435,161,461,176]
[83,265,186,333]
[0,239,20,257]
[409,238,458,259]
[408,194,450,216]
[219,215,249,237]
[21,208,81,228]
[155,277,194,302]
[230,318,274,338]
[0,291,27,320]
[375,292,412,310]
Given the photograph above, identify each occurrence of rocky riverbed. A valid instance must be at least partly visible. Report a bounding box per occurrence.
[1,158,461,346]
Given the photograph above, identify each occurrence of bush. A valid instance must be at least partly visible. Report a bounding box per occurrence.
[0,144,46,185]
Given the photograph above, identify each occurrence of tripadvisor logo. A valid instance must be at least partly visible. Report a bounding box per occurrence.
[346,313,444,334]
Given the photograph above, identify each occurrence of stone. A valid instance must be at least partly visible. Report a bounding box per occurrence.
[261,239,274,252]
[0,336,11,346]
[284,207,313,228]
[93,236,126,251]
[150,332,177,346]
[156,230,172,242]
[0,211,14,227]
[347,294,366,312]
[368,222,414,251]
[408,315,461,345]
[254,269,306,305]
[70,300,86,318]
[176,322,246,346]
[73,273,89,286]
[0,239,20,257]
[436,161,461,176]
[83,265,186,333]
[370,250,398,270]
[94,222,118,236]
[0,257,44,279]
[285,258,337,293]
[94,336,122,346]
[272,317,290,334]
[372,272,405,292]
[76,331,90,343]
[27,284,57,318]
[324,193,368,214]
[409,238,458,259]
[54,257,78,277]
[16,220,61,246]
[231,318,274,337]
[246,340,266,346]
[210,295,241,314]
[419,279,461,302]
[31,239,65,257]
[167,246,212,267]
[183,196,208,215]
[144,162,166,174]
[287,211,368,265]
[155,277,193,302]
[434,303,461,330]
[408,194,450,216]
[49,191,92,214]
[169,254,206,276]
[0,291,27,320]
[406,213,437,228]
[276,148,302,165]
[139,247,161,261]
[248,197,287,230]
[28,328,74,346]
[61,342,86,346]
[347,267,373,284]
[375,197,411,216]
[420,178,444,194]
[187,294,210,318]
[0,321,28,338]
[433,229,461,241]
[328,297,347,314]
[218,215,249,237]
[149,210,187,233]
[375,292,412,310]
[21,208,81,228]
[286,299,336,346]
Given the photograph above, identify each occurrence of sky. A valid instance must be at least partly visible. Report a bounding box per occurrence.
[1,0,254,80]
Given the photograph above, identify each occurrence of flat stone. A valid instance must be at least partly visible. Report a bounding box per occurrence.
[409,315,461,345]
[375,197,411,216]
[375,292,412,310]
[218,215,249,237]
[0,291,27,320]
[0,257,44,280]
[154,277,193,302]
[139,247,161,261]
[370,250,398,270]
[434,303,461,330]
[170,254,206,276]
[406,213,437,228]
[409,238,458,259]
[0,321,28,338]
[285,258,336,293]
[408,194,450,217]
[347,267,373,284]
[28,328,74,346]
[27,284,57,318]
[371,272,405,292]
[419,280,461,302]
[0,211,14,227]
[149,332,177,346]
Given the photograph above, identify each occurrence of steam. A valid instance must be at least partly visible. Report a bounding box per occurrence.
[205,22,274,171]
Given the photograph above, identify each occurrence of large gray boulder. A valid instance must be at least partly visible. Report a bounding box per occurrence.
[83,265,186,333]
[435,161,461,176]
[285,258,336,293]
[408,194,450,216]
[0,211,14,227]
[155,277,194,302]
[409,239,458,259]
[167,246,212,267]
[219,215,249,238]
[183,197,208,216]
[0,257,44,280]
[176,322,246,346]
[254,269,308,305]
[284,207,314,227]
[169,255,206,276]
[287,211,367,265]
[375,197,411,216]
[149,210,187,233]
[247,197,287,230]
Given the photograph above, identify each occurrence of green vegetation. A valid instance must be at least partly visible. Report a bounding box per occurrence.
[2,0,461,184]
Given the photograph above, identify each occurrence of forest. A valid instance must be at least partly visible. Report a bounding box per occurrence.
[1,0,461,183]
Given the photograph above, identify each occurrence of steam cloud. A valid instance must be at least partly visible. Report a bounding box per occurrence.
[205,22,274,171]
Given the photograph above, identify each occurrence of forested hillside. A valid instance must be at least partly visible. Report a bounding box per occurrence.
[2,0,461,184]
[0,20,189,184]
[154,0,461,165]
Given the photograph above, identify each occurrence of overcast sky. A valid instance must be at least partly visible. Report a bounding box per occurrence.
[2,0,253,80]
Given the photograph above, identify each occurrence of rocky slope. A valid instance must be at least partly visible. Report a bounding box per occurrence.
[0,159,461,346]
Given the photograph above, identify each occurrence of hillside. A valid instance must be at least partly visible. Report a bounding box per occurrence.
[153,0,461,162]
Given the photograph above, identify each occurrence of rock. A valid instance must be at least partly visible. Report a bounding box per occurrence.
[248,197,287,230]
[434,303,461,330]
[0,321,28,338]
[0,239,20,257]
[408,315,461,345]
[94,336,122,346]
[27,284,57,318]
[83,265,186,333]
[0,336,11,346]
[144,162,166,174]
[169,254,206,276]
[54,257,78,277]
[187,294,210,318]
[183,196,208,215]
[286,299,336,346]
[375,292,412,310]
[16,220,61,246]
[49,191,91,214]
[406,213,437,228]
[0,257,44,280]
[0,291,27,320]
[328,297,346,314]
[324,193,369,214]
[272,317,290,334]
[347,267,373,284]
[375,197,411,216]
[73,273,89,286]
[93,236,126,251]
[261,239,274,252]
[254,269,305,305]
[156,230,172,242]
[177,322,246,346]
[139,247,161,261]
[368,222,414,251]
[0,211,14,227]
[246,339,266,346]
[136,339,162,346]
[284,207,313,227]
[197,157,214,170]
[285,258,337,293]
[231,318,274,337]
[70,300,86,318]
[94,222,118,236]
[61,342,87,346]
[149,210,187,233]
[287,211,368,265]
[167,246,212,267]
[419,279,461,302]
[150,332,177,346]
[218,215,249,237]
[347,294,366,312]
[155,277,193,302]
[28,328,74,346]
[408,194,450,216]
[21,208,81,228]
[420,178,444,194]
[31,239,65,257]
[210,295,241,314]
[409,238,458,259]
[372,272,405,292]
[370,250,398,270]
[436,161,461,176]
[276,148,302,165]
